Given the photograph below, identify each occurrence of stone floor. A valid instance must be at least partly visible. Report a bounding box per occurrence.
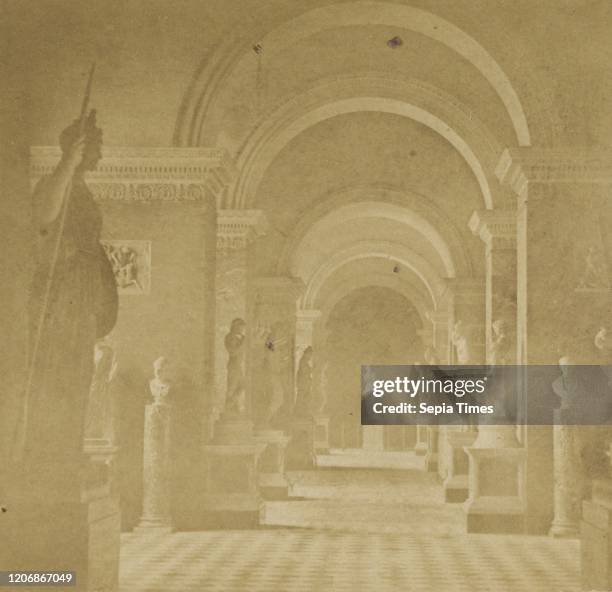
[120,456,580,592]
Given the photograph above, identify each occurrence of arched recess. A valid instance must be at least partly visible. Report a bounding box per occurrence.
[317,272,432,331]
[292,201,454,278]
[278,184,473,279]
[175,1,530,147]
[232,95,496,210]
[301,243,446,311]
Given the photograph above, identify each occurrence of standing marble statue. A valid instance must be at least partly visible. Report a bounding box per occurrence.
[85,341,118,443]
[259,327,286,427]
[318,359,331,414]
[294,347,314,418]
[490,319,512,365]
[22,110,118,462]
[451,321,472,365]
[224,318,247,416]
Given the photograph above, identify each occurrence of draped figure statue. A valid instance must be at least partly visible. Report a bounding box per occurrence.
[294,347,314,418]
[23,111,118,462]
[224,318,247,416]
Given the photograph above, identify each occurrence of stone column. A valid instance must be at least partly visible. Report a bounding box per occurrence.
[462,209,526,529]
[295,309,330,455]
[549,415,582,537]
[469,210,517,363]
[496,148,612,533]
[295,309,322,365]
[215,210,268,414]
[423,310,450,472]
[250,277,304,424]
[313,346,332,454]
[438,279,485,492]
[426,310,451,365]
[203,211,269,525]
[425,425,440,473]
[443,278,486,366]
[136,358,174,533]
[251,277,312,469]
[414,426,428,456]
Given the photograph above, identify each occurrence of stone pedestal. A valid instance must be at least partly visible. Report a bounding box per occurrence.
[549,416,584,538]
[203,439,266,528]
[464,426,526,534]
[443,429,478,503]
[1,457,120,592]
[254,429,290,500]
[135,401,174,534]
[424,426,439,472]
[286,417,315,470]
[582,479,612,591]
[203,416,265,528]
[414,425,428,456]
[313,415,330,454]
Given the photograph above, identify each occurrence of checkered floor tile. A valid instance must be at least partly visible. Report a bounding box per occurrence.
[120,466,580,592]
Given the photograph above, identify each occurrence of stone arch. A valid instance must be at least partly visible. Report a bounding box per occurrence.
[301,242,446,310]
[317,272,431,331]
[231,93,497,210]
[278,184,473,279]
[175,1,530,147]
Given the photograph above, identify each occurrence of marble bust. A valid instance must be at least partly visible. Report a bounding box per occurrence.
[150,357,172,405]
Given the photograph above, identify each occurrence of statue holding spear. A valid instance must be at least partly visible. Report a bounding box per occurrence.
[16,65,118,465]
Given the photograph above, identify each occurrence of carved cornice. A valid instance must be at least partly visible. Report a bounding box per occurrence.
[469,210,516,248]
[29,146,237,204]
[252,276,305,304]
[216,209,268,252]
[496,147,612,195]
[441,278,486,305]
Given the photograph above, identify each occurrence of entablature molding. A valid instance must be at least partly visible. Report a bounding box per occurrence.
[216,209,268,251]
[496,147,612,196]
[252,276,305,305]
[469,210,516,248]
[29,146,237,204]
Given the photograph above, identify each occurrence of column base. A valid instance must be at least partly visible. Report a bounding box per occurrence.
[464,496,525,534]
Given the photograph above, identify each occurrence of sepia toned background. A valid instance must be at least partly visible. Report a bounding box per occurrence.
[2,1,612,590]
